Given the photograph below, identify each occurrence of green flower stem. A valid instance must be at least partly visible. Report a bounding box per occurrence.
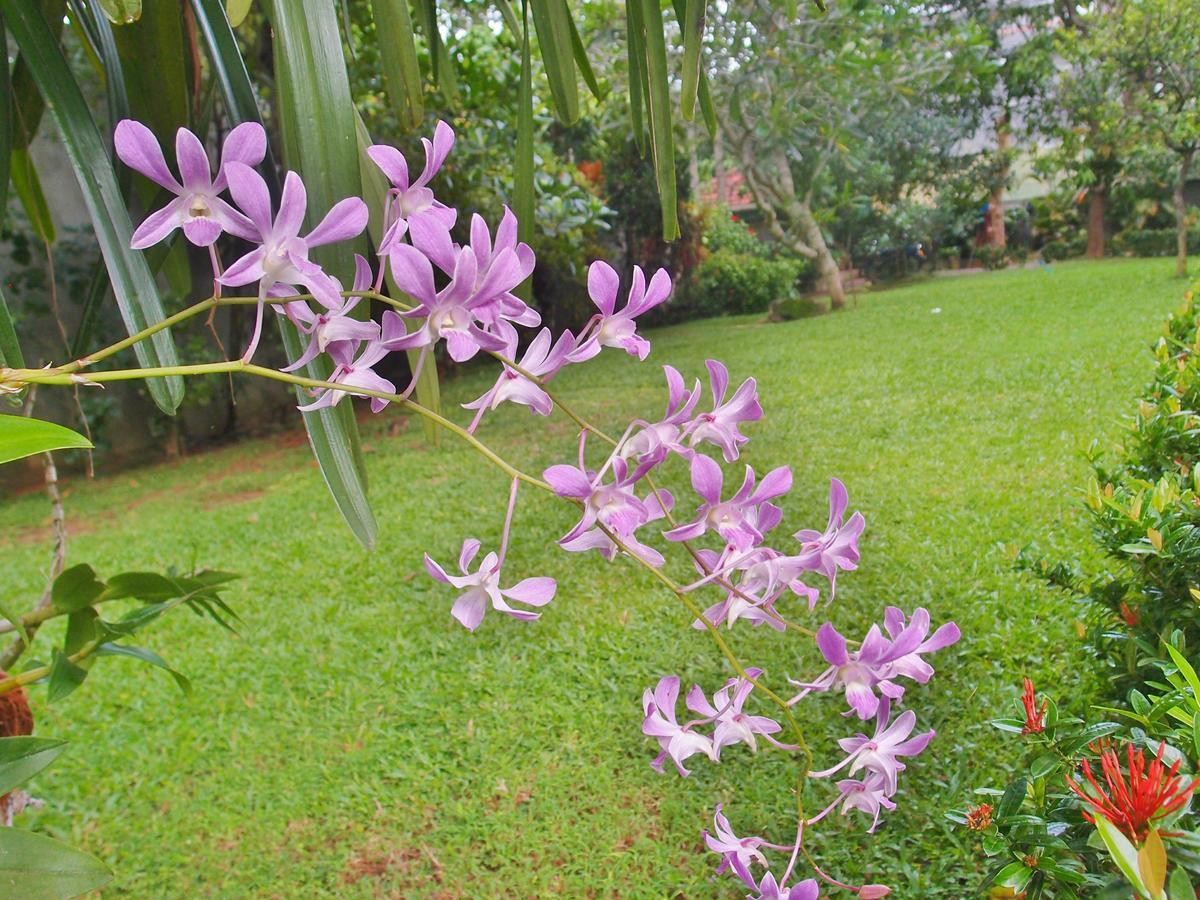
[0,638,101,693]
[0,600,77,637]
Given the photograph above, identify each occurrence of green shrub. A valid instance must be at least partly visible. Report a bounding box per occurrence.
[686,250,808,317]
[1040,232,1088,262]
[767,295,826,322]
[1111,227,1200,257]
[702,210,771,257]
[973,245,1009,270]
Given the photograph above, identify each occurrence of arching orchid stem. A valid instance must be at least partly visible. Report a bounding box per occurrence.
[497,477,520,566]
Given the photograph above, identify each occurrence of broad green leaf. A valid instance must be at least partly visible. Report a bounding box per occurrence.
[1169,865,1194,900]
[63,608,98,656]
[0,828,111,899]
[638,0,679,240]
[226,0,252,26]
[0,415,92,466]
[46,650,88,703]
[530,0,578,124]
[678,0,704,120]
[1095,815,1153,898]
[0,737,67,795]
[354,111,441,442]
[103,571,179,602]
[98,0,141,24]
[96,643,190,694]
[994,860,1033,893]
[0,282,25,369]
[372,0,424,130]
[51,564,105,613]
[996,776,1027,820]
[9,149,56,244]
[1140,828,1167,899]
[3,0,183,413]
[1164,643,1200,701]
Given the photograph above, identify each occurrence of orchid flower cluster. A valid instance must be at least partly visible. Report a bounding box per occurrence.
[105,117,962,896]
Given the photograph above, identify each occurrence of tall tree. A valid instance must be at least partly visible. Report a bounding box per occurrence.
[710,2,985,308]
[1098,0,1200,277]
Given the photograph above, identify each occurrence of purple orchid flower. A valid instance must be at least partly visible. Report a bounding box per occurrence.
[685,668,791,756]
[569,262,671,361]
[282,254,379,373]
[559,487,673,567]
[642,675,718,777]
[463,321,575,420]
[379,243,511,363]
[791,478,865,598]
[424,538,556,631]
[704,804,768,875]
[411,208,539,329]
[544,437,654,543]
[620,365,701,466]
[220,164,368,361]
[683,360,763,463]
[114,119,264,248]
[786,608,960,720]
[367,120,457,254]
[296,338,394,414]
[834,772,898,834]
[730,856,819,900]
[810,699,936,795]
[664,455,792,551]
[691,548,819,631]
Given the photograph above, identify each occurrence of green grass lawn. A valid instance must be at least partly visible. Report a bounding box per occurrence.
[1,259,1185,896]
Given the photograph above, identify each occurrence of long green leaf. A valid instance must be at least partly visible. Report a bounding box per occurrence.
[0,282,25,369]
[639,0,679,239]
[567,9,605,102]
[0,737,67,796]
[516,0,535,249]
[0,15,10,225]
[354,111,440,443]
[270,0,377,548]
[9,149,55,244]
[679,0,704,120]
[0,415,93,466]
[3,0,183,413]
[414,0,441,85]
[96,643,191,694]
[670,0,715,135]
[0,827,112,899]
[113,0,188,144]
[9,0,64,151]
[530,0,579,124]
[372,0,424,130]
[625,0,648,157]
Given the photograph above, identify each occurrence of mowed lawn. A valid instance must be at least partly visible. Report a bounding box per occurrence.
[0,259,1184,896]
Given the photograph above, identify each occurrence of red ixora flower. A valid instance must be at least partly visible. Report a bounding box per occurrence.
[1021,677,1047,735]
[965,803,993,831]
[1067,742,1197,843]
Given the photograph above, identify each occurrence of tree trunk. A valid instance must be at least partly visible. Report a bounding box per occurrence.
[987,113,1010,249]
[1174,149,1194,278]
[797,200,844,310]
[1086,187,1106,259]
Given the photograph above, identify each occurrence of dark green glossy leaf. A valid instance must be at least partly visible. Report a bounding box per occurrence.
[51,564,105,613]
[1169,864,1194,900]
[0,737,67,795]
[995,860,1033,893]
[372,0,424,130]
[0,415,92,466]
[96,643,191,694]
[1059,722,1122,755]
[3,0,183,413]
[1029,753,1058,779]
[46,650,88,703]
[103,571,179,602]
[0,282,25,369]
[530,0,578,124]
[638,0,679,240]
[997,776,1027,820]
[0,826,112,899]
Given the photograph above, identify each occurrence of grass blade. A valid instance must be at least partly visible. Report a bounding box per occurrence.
[530,0,579,124]
[3,0,183,413]
[638,0,679,239]
[372,0,424,130]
